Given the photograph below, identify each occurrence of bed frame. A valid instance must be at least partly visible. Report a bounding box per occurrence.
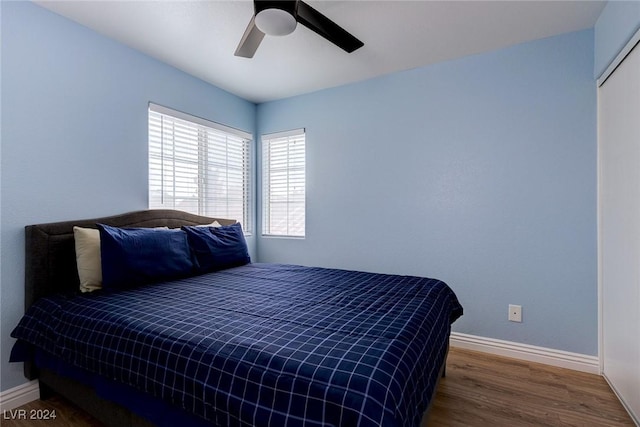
[22,209,446,426]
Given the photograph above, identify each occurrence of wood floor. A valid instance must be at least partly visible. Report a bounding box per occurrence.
[2,347,634,427]
[427,348,634,426]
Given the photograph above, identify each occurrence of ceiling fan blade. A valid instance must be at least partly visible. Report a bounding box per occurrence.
[235,16,265,58]
[296,1,363,53]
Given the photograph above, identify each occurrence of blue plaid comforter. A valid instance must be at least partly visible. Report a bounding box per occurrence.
[11,263,462,426]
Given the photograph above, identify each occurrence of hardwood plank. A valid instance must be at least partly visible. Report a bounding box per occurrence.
[427,348,634,426]
[2,347,634,426]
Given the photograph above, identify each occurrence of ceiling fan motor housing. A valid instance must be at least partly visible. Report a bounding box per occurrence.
[254,0,299,36]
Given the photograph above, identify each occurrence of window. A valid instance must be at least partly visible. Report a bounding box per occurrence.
[148,103,252,233]
[262,129,305,237]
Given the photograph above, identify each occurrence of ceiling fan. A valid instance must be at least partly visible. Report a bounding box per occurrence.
[235,0,364,58]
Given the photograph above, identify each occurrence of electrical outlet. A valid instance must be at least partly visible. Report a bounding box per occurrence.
[508,304,522,322]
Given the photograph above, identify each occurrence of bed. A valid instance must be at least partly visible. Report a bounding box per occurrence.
[10,209,463,427]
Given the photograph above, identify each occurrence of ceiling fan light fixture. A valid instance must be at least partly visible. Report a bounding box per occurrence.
[255,8,297,36]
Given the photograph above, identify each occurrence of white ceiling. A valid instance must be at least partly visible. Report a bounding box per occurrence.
[35,0,606,104]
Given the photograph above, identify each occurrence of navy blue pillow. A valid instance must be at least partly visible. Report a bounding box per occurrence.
[182,223,251,273]
[98,224,194,289]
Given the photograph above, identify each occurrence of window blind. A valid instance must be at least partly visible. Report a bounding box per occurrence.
[262,129,305,237]
[148,103,252,233]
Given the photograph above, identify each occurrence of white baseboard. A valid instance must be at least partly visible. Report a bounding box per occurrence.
[450,332,600,374]
[0,380,39,412]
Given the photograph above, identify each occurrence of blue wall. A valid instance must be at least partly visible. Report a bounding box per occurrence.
[257,30,597,356]
[0,2,256,391]
[594,0,640,79]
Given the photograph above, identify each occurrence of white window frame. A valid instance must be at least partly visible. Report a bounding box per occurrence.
[262,129,306,238]
[148,103,253,233]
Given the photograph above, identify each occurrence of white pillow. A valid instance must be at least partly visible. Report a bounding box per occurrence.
[74,226,102,292]
[197,220,222,227]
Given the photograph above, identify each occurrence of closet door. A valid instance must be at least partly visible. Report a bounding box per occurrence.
[599,38,640,422]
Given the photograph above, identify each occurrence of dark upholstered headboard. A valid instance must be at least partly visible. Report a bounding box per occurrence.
[24,209,235,311]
